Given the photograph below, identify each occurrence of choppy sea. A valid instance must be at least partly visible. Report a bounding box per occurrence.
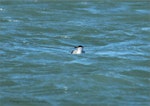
[0,0,150,106]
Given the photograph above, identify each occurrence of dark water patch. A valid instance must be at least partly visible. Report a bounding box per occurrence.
[0,80,17,87]
[0,97,49,106]
[121,70,150,78]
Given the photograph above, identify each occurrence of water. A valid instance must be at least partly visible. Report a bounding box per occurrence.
[0,0,150,106]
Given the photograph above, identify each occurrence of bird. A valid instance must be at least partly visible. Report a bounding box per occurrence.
[71,45,85,54]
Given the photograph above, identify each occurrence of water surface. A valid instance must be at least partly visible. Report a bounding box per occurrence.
[0,0,150,106]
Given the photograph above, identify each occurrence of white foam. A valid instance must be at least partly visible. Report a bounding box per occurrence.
[0,8,4,11]
[136,10,150,14]
[7,19,19,22]
[141,27,150,31]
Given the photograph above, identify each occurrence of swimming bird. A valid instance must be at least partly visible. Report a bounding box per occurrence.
[71,45,85,54]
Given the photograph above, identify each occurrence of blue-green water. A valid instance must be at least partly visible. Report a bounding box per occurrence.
[0,0,150,106]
